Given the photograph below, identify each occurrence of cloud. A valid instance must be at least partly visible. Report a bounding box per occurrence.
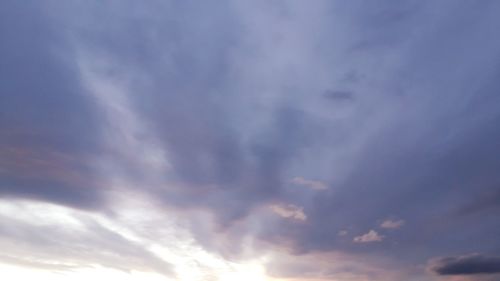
[279,0,500,261]
[353,230,384,243]
[0,0,105,209]
[429,254,500,276]
[0,200,173,277]
[3,1,500,280]
[456,189,500,217]
[47,0,500,270]
[380,219,405,229]
[269,204,307,221]
[265,251,410,281]
[291,177,328,191]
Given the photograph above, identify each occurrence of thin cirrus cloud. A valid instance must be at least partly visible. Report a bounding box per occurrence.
[1,0,500,281]
[291,177,328,191]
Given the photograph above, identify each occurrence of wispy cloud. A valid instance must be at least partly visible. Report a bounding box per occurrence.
[291,177,328,191]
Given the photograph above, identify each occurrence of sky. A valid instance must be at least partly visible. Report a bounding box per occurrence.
[1,1,500,280]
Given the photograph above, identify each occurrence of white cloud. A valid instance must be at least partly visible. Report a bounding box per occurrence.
[0,199,174,277]
[380,219,405,229]
[269,204,307,221]
[291,177,328,191]
[353,230,384,243]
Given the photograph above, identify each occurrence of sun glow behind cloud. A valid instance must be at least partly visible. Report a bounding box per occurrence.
[0,264,169,281]
[0,262,270,281]
[0,197,275,281]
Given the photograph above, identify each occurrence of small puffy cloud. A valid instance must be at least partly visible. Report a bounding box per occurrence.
[380,219,405,229]
[291,177,328,191]
[269,204,307,221]
[429,254,500,276]
[353,230,384,243]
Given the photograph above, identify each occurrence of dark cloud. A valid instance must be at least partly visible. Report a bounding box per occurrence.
[430,254,500,275]
[456,189,500,217]
[0,1,105,208]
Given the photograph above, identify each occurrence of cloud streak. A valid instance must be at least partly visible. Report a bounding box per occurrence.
[291,177,328,191]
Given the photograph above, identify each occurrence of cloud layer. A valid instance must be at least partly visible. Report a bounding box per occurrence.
[1,0,500,280]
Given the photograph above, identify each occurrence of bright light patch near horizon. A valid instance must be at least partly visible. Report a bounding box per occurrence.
[0,198,273,281]
[0,262,271,281]
[0,263,276,281]
[0,264,171,281]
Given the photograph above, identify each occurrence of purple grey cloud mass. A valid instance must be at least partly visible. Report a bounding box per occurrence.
[1,0,500,280]
[430,254,500,276]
